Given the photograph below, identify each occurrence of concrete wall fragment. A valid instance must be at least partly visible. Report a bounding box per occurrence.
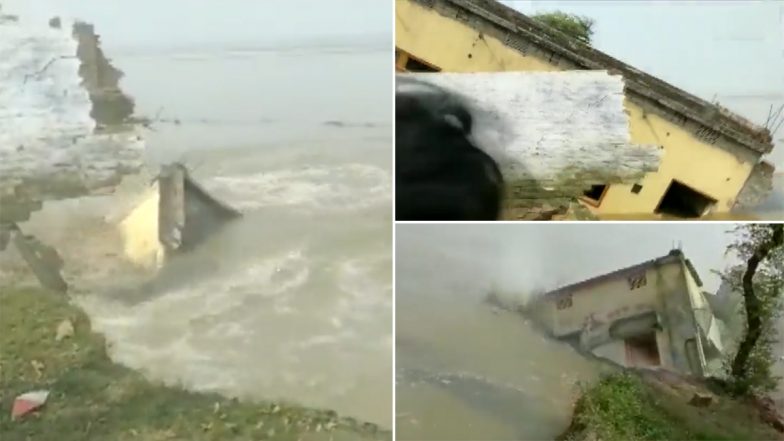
[398,72,662,213]
[735,161,775,211]
[157,164,242,255]
[0,14,144,224]
[118,164,242,271]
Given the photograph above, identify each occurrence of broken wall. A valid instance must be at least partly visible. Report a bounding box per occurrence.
[398,72,662,216]
[735,161,776,210]
[118,165,242,272]
[0,13,144,225]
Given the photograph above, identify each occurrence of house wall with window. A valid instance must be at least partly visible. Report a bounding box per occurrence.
[530,254,722,376]
[395,0,768,218]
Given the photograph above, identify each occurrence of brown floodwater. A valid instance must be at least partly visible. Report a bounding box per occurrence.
[395,226,608,441]
[2,32,393,428]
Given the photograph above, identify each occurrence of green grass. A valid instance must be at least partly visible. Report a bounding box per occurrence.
[0,287,391,441]
[559,372,781,441]
[562,373,686,441]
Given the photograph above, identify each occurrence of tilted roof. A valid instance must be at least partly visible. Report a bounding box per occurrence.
[408,0,775,155]
[543,249,703,299]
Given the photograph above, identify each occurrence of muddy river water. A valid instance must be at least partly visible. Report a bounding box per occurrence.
[395,223,784,440]
[5,17,393,428]
[395,226,606,441]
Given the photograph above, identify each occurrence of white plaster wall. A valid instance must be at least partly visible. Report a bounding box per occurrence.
[510,0,784,168]
[399,72,661,191]
[0,13,145,203]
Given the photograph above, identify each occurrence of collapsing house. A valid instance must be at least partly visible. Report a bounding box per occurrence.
[528,250,725,377]
[119,164,242,271]
[396,0,778,219]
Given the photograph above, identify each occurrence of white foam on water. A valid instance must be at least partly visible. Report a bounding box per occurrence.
[204,164,391,212]
[75,237,391,423]
[65,156,392,428]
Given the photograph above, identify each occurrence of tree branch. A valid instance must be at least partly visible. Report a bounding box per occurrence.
[731,224,784,384]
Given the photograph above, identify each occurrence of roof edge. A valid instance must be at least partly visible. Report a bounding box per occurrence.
[414,0,774,155]
[543,250,701,298]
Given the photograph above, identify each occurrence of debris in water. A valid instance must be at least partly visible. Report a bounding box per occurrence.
[11,390,49,419]
[55,319,74,341]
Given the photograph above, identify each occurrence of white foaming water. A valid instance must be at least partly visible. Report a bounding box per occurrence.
[1,0,393,425]
[69,118,392,421]
[206,164,391,212]
[69,141,392,427]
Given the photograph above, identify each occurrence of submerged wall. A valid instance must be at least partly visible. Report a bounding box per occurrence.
[119,184,165,271]
[118,165,242,271]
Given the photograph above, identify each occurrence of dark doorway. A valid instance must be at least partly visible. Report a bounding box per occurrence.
[582,184,607,206]
[625,332,661,367]
[655,180,716,218]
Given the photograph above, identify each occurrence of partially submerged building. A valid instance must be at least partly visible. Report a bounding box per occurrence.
[396,0,777,218]
[119,164,242,271]
[528,250,724,377]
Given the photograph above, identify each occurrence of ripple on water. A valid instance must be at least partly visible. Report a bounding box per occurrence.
[68,155,392,428]
[204,164,391,212]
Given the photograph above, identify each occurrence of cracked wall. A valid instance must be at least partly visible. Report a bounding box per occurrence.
[0,13,145,225]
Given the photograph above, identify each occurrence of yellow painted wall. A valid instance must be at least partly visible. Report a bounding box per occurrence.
[682,261,725,359]
[118,183,165,271]
[683,265,708,312]
[396,0,559,72]
[535,262,685,369]
[396,0,756,215]
[549,263,681,337]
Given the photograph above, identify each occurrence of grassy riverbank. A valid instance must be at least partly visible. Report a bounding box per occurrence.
[0,286,390,441]
[559,371,783,441]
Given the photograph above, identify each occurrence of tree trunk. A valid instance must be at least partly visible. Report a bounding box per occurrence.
[731,224,784,386]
